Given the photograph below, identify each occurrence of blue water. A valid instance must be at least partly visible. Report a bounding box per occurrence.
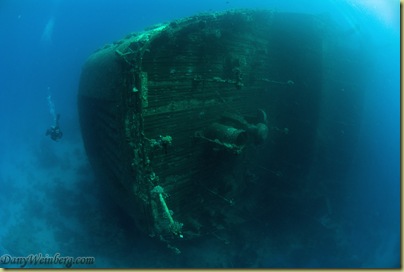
[0,0,400,268]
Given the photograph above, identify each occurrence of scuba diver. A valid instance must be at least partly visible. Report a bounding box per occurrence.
[46,113,63,141]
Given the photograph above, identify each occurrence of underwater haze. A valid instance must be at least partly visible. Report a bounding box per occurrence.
[0,0,400,268]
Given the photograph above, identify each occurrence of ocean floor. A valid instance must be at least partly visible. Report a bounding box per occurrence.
[0,132,399,268]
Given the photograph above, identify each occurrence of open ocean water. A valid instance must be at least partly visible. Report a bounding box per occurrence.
[0,0,400,268]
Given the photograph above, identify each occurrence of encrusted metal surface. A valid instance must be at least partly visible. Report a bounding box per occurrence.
[78,9,324,251]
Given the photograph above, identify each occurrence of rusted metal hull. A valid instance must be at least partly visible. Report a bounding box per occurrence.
[78,9,324,250]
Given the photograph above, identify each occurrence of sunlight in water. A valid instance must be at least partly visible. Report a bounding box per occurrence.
[40,17,54,45]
